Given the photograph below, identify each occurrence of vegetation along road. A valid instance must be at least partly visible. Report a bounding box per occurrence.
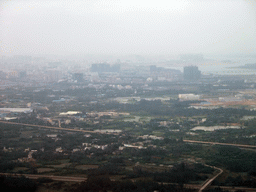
[1,120,256,148]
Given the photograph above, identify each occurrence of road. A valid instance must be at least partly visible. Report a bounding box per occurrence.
[1,173,256,191]
[0,120,123,135]
[0,120,96,134]
[210,186,256,192]
[1,120,256,147]
[198,166,223,192]
[184,139,256,149]
[1,120,256,148]
[0,173,87,182]
[187,159,223,192]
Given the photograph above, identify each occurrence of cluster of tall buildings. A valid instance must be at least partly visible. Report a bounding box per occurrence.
[91,63,120,73]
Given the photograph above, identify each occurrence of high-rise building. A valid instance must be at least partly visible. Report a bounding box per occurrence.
[19,71,27,78]
[46,70,62,82]
[183,66,201,81]
[73,73,84,83]
[150,65,157,73]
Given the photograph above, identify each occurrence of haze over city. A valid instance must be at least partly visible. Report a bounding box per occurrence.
[1,0,256,57]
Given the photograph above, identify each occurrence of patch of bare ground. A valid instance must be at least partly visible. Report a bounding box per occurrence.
[46,163,71,168]
[12,167,29,172]
[75,164,99,170]
[37,168,55,173]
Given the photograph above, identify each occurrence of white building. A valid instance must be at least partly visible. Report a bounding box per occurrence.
[59,111,82,116]
[178,94,200,101]
[0,108,33,113]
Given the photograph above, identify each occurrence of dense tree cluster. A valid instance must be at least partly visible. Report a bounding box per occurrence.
[209,146,256,173]
[74,175,196,192]
[0,175,37,192]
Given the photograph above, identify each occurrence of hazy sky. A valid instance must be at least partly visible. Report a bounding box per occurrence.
[1,0,256,56]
